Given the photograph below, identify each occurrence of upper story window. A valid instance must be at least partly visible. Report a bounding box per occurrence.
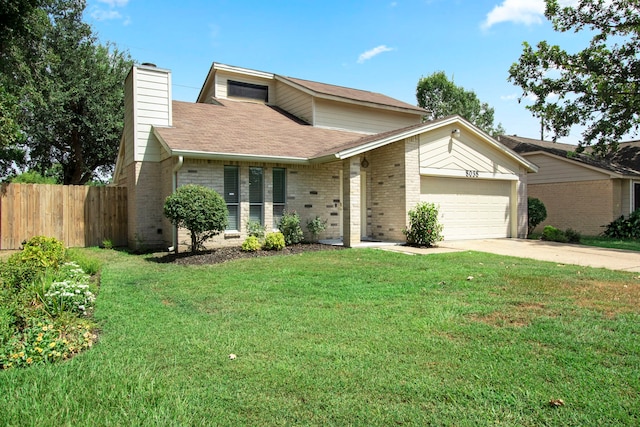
[227,80,268,102]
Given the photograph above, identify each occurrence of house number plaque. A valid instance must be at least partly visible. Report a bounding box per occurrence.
[465,170,479,178]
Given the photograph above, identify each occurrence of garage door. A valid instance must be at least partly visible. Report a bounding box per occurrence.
[420,176,512,240]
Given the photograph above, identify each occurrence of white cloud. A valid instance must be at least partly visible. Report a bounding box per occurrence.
[357,45,395,64]
[90,9,122,21]
[501,93,519,101]
[390,2,398,7]
[481,0,579,29]
[97,0,129,6]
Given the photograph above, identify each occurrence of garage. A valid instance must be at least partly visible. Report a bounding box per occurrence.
[420,176,513,240]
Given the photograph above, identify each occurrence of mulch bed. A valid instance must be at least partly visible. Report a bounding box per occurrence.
[154,243,345,266]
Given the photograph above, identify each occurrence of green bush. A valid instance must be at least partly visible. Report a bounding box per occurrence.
[164,184,229,253]
[2,236,66,288]
[403,202,443,247]
[263,232,285,251]
[306,216,327,242]
[246,221,266,239]
[603,210,640,239]
[564,228,581,243]
[241,236,262,252]
[541,226,568,243]
[278,211,304,245]
[528,197,547,234]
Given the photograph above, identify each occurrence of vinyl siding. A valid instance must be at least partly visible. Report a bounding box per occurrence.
[314,98,422,134]
[132,67,171,163]
[274,81,313,123]
[419,126,521,176]
[524,153,609,184]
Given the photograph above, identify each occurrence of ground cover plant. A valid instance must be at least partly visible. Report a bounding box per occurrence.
[0,247,638,426]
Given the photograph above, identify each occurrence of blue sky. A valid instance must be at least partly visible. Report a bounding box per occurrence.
[85,0,591,143]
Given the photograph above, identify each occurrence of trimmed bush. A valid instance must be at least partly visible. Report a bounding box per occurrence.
[541,226,568,243]
[164,184,228,253]
[403,202,443,247]
[241,236,262,252]
[278,211,304,245]
[528,197,547,234]
[263,232,285,251]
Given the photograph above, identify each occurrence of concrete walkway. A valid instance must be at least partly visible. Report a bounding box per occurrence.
[375,238,640,273]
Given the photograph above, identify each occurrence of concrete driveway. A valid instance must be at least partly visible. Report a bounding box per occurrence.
[382,238,640,273]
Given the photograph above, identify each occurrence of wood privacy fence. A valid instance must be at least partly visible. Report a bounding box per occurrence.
[0,184,128,250]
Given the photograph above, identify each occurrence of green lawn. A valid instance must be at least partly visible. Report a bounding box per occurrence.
[1,248,638,426]
[581,236,640,252]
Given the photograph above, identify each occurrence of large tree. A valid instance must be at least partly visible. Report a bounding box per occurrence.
[416,71,505,137]
[1,0,133,184]
[508,0,640,154]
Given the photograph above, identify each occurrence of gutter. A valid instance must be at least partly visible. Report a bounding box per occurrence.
[169,155,184,252]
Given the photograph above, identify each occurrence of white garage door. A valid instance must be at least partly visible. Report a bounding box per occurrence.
[420,176,512,240]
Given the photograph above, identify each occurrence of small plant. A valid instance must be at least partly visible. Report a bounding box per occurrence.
[564,228,581,243]
[403,202,443,247]
[241,236,262,252]
[101,239,113,250]
[278,211,304,245]
[541,226,568,243]
[306,216,327,242]
[528,197,547,234]
[246,221,266,239]
[263,232,285,251]
[603,210,640,239]
[164,184,229,253]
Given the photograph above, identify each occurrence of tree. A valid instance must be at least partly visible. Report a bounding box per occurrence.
[527,197,547,234]
[0,0,133,184]
[416,71,505,137]
[163,185,229,254]
[508,0,640,155]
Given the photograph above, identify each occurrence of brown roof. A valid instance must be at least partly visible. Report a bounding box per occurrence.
[279,76,426,114]
[498,134,640,176]
[155,100,364,160]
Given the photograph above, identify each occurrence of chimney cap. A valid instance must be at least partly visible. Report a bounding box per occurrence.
[141,62,157,67]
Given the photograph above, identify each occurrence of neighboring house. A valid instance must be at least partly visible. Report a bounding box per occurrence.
[498,135,640,235]
[113,63,537,250]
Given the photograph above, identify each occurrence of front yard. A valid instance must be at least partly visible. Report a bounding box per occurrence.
[1,247,638,426]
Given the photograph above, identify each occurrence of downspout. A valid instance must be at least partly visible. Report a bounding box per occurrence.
[169,155,184,252]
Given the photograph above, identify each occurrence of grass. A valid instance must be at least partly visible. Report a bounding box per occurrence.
[581,236,640,252]
[1,248,639,426]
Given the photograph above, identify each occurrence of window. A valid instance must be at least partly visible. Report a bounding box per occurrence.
[249,167,264,225]
[224,166,239,230]
[635,183,640,212]
[273,168,286,229]
[227,80,268,102]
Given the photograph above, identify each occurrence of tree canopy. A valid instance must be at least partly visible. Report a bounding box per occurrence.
[508,0,640,154]
[0,0,133,183]
[416,71,505,137]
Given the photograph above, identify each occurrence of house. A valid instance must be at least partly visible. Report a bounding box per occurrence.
[498,135,640,235]
[113,63,537,250]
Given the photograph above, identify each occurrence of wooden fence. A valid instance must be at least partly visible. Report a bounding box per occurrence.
[0,183,128,250]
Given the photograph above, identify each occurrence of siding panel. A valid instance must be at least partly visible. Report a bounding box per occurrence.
[315,99,421,134]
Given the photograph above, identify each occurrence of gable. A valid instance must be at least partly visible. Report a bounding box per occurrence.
[420,125,522,178]
[524,153,612,184]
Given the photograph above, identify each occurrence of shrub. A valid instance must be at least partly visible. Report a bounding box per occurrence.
[564,228,581,243]
[403,202,443,247]
[241,236,262,252]
[306,216,327,242]
[541,226,568,243]
[164,184,229,253]
[2,236,66,288]
[603,210,640,239]
[263,232,285,251]
[528,197,547,234]
[278,211,304,245]
[246,221,266,239]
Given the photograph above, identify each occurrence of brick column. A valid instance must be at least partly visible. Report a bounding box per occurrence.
[342,156,361,247]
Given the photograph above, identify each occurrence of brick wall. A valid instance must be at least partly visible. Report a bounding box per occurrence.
[528,179,617,235]
[126,161,166,249]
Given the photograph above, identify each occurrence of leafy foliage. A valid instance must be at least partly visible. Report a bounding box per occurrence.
[1,236,66,288]
[508,0,640,154]
[603,210,640,239]
[9,170,58,184]
[278,211,304,245]
[416,71,505,137]
[263,232,286,251]
[246,220,266,239]
[403,202,444,247]
[241,236,262,252]
[164,185,228,253]
[306,216,327,242]
[540,225,580,243]
[527,197,548,234]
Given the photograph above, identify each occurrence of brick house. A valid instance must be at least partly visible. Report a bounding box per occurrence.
[113,63,537,250]
[498,135,640,235]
